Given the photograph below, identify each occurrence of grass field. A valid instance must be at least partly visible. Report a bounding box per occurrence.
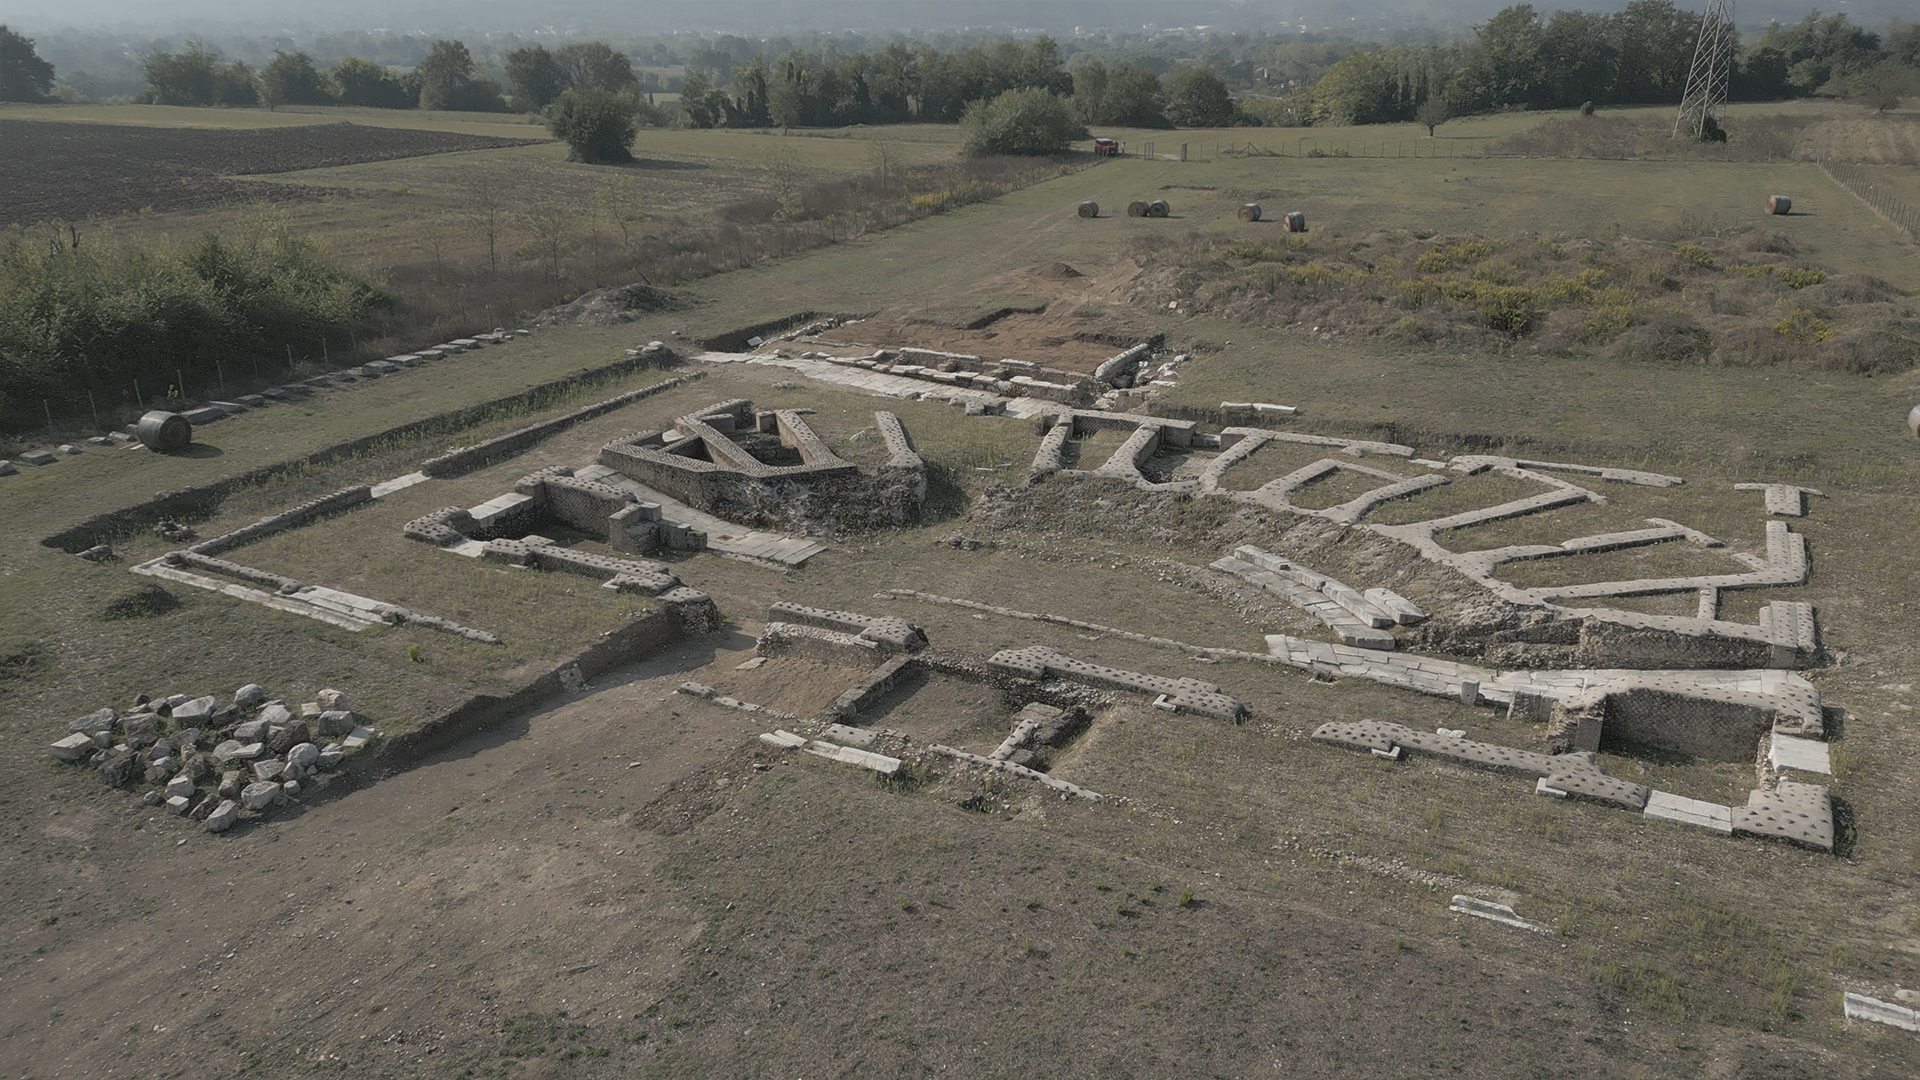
[2,96,1919,1078]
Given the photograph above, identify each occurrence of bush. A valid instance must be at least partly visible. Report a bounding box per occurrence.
[546,89,638,164]
[960,88,1087,157]
[0,211,379,431]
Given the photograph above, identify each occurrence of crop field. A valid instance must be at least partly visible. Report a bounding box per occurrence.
[0,118,546,225]
[2,96,1919,1079]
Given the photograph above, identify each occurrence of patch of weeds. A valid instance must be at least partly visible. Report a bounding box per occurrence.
[500,1010,563,1057]
[97,583,179,620]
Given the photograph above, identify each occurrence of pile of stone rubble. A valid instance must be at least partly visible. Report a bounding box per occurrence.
[49,683,378,833]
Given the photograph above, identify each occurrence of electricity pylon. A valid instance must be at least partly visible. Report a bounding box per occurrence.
[1675,0,1737,140]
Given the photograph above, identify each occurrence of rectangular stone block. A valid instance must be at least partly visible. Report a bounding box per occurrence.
[1767,734,1831,775]
[1643,790,1733,834]
[1363,588,1428,625]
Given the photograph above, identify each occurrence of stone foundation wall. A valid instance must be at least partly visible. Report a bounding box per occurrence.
[190,485,373,556]
[1600,686,1774,762]
[1576,619,1778,670]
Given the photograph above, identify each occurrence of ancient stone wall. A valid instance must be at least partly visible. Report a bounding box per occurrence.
[189,485,373,556]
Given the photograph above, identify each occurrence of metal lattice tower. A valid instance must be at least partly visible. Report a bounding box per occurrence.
[1675,0,1737,140]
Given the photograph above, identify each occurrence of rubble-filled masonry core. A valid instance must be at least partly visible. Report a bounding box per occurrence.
[53,331,1847,854]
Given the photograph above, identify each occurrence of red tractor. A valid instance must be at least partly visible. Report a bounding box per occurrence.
[1093,137,1120,157]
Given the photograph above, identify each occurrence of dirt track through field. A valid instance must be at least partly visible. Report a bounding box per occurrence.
[0,120,544,226]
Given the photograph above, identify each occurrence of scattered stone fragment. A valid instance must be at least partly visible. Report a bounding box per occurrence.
[171,695,218,723]
[166,795,191,816]
[204,800,240,832]
[232,718,272,742]
[99,753,140,788]
[267,721,310,755]
[218,770,243,799]
[316,688,349,711]
[123,715,160,750]
[240,782,282,810]
[234,684,267,709]
[251,759,286,782]
[286,743,319,769]
[165,775,195,798]
[315,710,357,737]
[69,707,116,734]
[50,733,94,761]
[341,727,375,750]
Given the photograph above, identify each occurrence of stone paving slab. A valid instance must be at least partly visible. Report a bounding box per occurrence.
[1643,791,1734,833]
[1844,993,1920,1032]
[370,471,431,498]
[1768,733,1832,774]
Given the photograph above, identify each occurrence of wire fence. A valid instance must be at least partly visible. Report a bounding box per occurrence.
[1819,160,1920,239]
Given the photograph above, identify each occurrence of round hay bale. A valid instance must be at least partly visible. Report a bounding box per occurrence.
[1126,200,1149,218]
[1238,203,1262,222]
[136,411,191,452]
[1909,403,1920,438]
[1077,200,1099,218]
[1147,199,1171,218]
[1282,211,1307,233]
[1766,195,1792,215]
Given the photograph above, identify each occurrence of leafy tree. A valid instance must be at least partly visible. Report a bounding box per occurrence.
[545,88,637,163]
[140,43,219,105]
[1451,4,1549,112]
[555,42,636,94]
[212,60,258,107]
[331,57,414,108]
[1852,60,1920,112]
[1071,60,1169,127]
[724,55,771,126]
[504,45,564,110]
[1756,11,1885,97]
[260,51,333,109]
[416,40,507,112]
[1309,51,1405,125]
[1541,9,1617,108]
[1414,94,1451,136]
[959,87,1085,156]
[0,25,56,102]
[679,70,724,128]
[1165,67,1233,126]
[1611,0,1701,104]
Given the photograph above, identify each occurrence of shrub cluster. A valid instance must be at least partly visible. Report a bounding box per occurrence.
[0,210,380,428]
[1141,227,1918,374]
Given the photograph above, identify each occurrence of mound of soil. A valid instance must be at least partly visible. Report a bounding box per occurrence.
[1034,261,1083,279]
[533,282,697,326]
[0,119,545,226]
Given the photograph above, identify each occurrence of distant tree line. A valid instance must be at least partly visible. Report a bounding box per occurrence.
[136,40,517,112]
[23,9,1917,133]
[1288,5,1920,127]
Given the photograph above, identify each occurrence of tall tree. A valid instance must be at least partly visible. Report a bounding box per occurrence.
[332,57,414,108]
[0,25,56,102]
[503,45,564,110]
[415,40,506,112]
[1164,67,1234,126]
[1452,5,1549,112]
[554,42,636,94]
[1541,9,1618,107]
[1611,0,1701,104]
[260,51,332,109]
